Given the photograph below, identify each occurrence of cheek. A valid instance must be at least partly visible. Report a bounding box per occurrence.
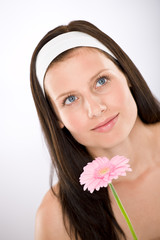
[59,110,86,132]
[111,83,134,109]
[52,100,83,130]
[121,88,137,115]
[107,83,137,125]
[114,85,138,131]
[104,85,127,110]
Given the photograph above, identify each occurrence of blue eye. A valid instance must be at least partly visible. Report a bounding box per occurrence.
[64,95,77,105]
[96,77,107,87]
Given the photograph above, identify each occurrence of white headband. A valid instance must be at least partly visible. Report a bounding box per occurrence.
[36,31,116,93]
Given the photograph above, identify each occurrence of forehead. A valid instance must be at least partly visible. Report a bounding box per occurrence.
[44,47,121,96]
[48,47,113,68]
[46,47,115,76]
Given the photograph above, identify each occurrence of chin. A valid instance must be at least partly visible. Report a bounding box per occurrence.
[93,128,134,150]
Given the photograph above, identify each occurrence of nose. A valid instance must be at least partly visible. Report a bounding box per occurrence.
[86,95,107,118]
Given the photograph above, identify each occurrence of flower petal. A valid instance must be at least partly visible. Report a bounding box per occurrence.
[80,155,132,193]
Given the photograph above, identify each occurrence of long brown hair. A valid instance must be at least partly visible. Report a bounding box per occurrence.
[30,20,160,240]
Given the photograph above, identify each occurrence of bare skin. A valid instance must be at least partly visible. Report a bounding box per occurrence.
[109,121,160,240]
[35,122,160,240]
[35,48,160,239]
[35,184,71,240]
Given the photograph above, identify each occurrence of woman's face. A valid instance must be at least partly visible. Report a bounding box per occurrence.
[44,48,137,155]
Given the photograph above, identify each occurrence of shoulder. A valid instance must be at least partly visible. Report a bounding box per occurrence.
[35,183,70,240]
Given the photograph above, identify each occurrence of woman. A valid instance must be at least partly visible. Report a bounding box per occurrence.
[30,20,160,240]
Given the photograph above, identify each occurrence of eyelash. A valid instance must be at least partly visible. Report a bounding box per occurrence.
[95,75,109,88]
[62,75,110,106]
[62,94,77,106]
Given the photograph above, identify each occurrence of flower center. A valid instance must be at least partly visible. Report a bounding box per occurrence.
[99,167,109,176]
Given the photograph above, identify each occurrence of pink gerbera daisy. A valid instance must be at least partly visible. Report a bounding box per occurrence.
[79,155,132,193]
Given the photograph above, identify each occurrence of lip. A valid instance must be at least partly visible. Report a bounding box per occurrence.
[91,113,119,132]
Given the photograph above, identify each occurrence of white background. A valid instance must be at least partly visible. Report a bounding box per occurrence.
[0,0,159,239]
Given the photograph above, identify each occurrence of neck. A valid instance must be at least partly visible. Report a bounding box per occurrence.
[92,117,155,181]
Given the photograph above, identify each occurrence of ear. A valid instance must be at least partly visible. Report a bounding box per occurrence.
[126,78,132,88]
[58,120,64,129]
[128,83,132,88]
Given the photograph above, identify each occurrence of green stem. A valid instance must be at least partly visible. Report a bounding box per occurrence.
[109,183,138,240]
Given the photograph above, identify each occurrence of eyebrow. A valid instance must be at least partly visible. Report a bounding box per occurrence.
[55,68,109,100]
